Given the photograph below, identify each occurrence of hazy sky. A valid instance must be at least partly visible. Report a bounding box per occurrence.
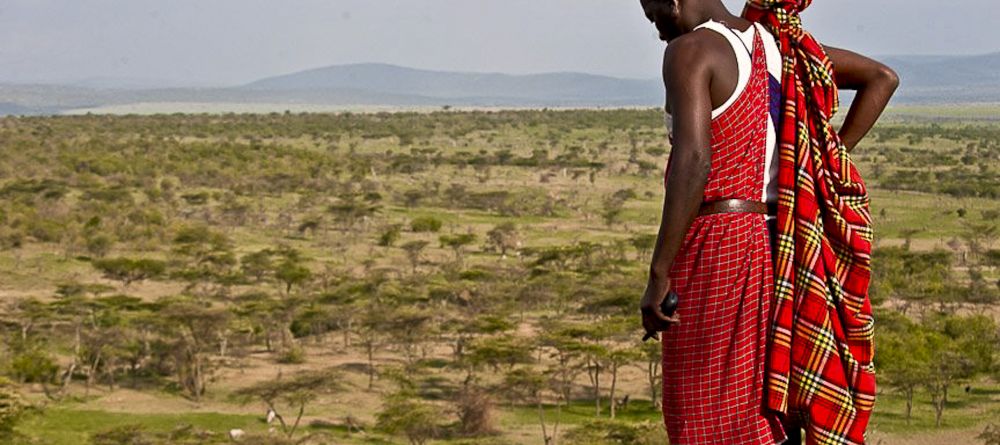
[2,0,998,86]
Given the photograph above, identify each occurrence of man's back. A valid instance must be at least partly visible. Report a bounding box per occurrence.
[664,19,782,208]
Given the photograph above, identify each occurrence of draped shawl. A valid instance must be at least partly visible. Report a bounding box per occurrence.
[743,1,877,443]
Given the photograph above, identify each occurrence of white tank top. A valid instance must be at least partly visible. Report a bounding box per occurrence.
[693,19,782,215]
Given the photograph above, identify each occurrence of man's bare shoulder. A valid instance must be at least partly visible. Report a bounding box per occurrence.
[661,28,730,83]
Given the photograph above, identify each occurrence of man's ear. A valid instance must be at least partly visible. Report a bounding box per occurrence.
[654,0,680,15]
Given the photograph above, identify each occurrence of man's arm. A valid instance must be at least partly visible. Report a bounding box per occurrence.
[640,37,714,337]
[824,45,899,152]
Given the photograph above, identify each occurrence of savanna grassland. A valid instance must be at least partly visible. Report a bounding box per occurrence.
[0,108,998,445]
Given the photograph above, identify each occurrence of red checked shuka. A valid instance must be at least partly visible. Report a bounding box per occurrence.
[660,21,785,445]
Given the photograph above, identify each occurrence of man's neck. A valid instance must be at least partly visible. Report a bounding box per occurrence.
[686,3,748,33]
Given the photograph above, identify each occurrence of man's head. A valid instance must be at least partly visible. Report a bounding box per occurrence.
[640,0,681,41]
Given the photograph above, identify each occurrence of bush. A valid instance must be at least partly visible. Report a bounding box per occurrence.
[90,423,221,445]
[411,216,443,233]
[28,218,64,242]
[562,419,665,445]
[90,424,151,445]
[276,347,306,364]
[376,393,444,445]
[979,424,1000,445]
[86,234,116,258]
[449,439,516,445]
[9,349,58,384]
[378,224,403,247]
[454,388,497,437]
[0,377,29,435]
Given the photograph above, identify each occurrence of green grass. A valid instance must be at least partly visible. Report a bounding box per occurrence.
[868,189,999,242]
[17,381,1000,445]
[19,408,263,444]
[884,103,1000,121]
[503,399,661,428]
[870,381,1000,435]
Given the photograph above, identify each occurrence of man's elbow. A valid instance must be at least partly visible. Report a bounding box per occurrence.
[666,147,711,191]
[688,149,712,188]
[876,64,900,93]
[696,156,712,183]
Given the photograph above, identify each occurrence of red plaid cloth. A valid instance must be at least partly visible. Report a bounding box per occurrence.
[743,1,877,444]
[660,28,783,445]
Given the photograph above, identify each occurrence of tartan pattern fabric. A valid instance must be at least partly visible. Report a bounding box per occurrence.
[660,28,783,445]
[742,1,877,444]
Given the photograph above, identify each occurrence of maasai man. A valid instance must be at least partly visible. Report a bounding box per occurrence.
[637,0,898,444]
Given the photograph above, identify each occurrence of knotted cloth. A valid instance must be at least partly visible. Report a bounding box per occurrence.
[742,1,876,443]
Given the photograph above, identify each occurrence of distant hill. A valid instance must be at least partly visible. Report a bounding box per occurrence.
[884,52,1000,88]
[243,63,661,106]
[2,52,999,115]
[882,52,1000,103]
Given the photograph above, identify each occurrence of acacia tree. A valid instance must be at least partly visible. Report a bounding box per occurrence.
[486,222,520,257]
[46,295,97,397]
[316,289,360,348]
[358,301,390,390]
[638,340,662,410]
[264,247,312,355]
[95,257,166,292]
[537,320,587,410]
[401,240,429,274]
[629,233,656,262]
[232,369,343,439]
[601,318,642,419]
[440,233,477,266]
[566,300,631,417]
[272,295,306,359]
[239,249,275,283]
[232,292,282,353]
[116,309,156,389]
[464,334,535,385]
[156,298,230,401]
[170,225,237,298]
[875,311,930,423]
[444,314,514,362]
[923,332,974,427]
[382,306,435,365]
[274,257,311,297]
[502,366,562,445]
[600,189,635,228]
[921,313,999,426]
[328,195,381,234]
[74,297,145,394]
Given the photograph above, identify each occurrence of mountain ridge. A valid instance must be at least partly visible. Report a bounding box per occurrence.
[2,52,999,115]
[243,63,660,104]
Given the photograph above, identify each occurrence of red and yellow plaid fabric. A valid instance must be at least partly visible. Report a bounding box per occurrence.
[742,1,877,444]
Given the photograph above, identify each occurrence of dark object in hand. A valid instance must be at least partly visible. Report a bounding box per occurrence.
[642,290,680,342]
[661,290,679,317]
